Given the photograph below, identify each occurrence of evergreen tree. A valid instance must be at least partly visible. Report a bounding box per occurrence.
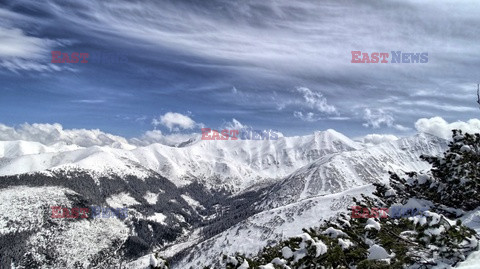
[383,130,480,216]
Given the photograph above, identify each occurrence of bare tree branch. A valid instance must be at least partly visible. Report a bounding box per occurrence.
[477,84,480,107]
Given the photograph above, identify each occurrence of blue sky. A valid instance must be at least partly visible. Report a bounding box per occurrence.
[1,0,480,139]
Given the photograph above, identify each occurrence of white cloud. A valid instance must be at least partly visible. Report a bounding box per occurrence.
[0,26,69,73]
[130,130,198,147]
[0,27,49,59]
[0,59,72,73]
[362,108,394,129]
[297,87,337,114]
[362,108,410,131]
[152,112,198,131]
[71,99,105,104]
[415,117,480,139]
[361,134,399,145]
[221,118,284,138]
[135,116,148,122]
[397,100,477,112]
[293,111,319,122]
[0,122,202,148]
[0,123,133,148]
[328,116,350,121]
[393,124,411,131]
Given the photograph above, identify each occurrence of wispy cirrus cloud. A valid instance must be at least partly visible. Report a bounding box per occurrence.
[293,111,319,122]
[1,0,480,137]
[0,27,49,59]
[0,25,71,73]
[71,99,106,104]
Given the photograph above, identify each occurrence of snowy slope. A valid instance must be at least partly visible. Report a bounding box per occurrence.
[261,133,447,208]
[0,146,155,181]
[172,185,376,268]
[457,208,480,268]
[159,133,448,268]
[0,185,129,268]
[0,166,204,268]
[0,129,362,191]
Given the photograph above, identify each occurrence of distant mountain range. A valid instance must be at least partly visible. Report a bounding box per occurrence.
[0,129,449,268]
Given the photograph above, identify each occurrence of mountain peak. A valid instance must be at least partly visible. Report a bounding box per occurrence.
[312,129,363,150]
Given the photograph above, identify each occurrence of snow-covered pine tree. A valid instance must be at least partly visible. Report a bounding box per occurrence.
[382,129,480,217]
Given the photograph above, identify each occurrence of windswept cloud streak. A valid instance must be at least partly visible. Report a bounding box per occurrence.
[0,27,50,59]
[0,0,479,137]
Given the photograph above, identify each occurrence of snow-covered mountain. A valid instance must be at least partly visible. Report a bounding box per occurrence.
[261,133,447,209]
[0,129,456,268]
[0,129,362,191]
[169,133,448,268]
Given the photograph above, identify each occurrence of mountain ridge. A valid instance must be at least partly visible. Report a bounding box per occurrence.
[0,129,364,192]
